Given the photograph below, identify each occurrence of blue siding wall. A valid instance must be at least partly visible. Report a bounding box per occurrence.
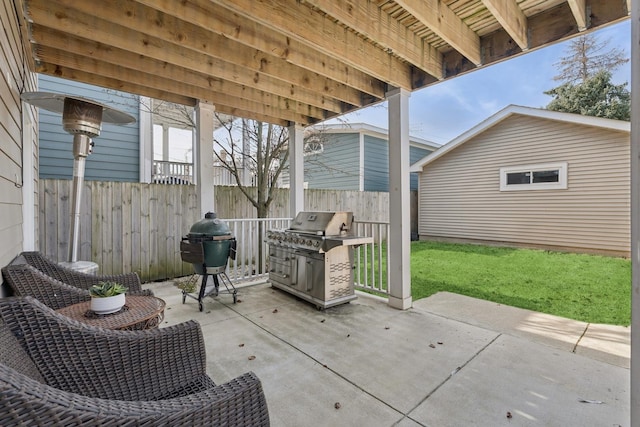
[38,75,140,181]
[305,133,360,189]
[410,145,431,190]
[363,135,389,191]
[364,136,432,191]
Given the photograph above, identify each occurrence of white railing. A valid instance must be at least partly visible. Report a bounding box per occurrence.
[213,165,236,186]
[213,164,283,188]
[152,160,192,184]
[152,160,284,188]
[223,217,390,296]
[353,221,389,296]
[224,217,291,283]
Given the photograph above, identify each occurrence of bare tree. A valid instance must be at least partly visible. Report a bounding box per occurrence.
[213,117,290,273]
[213,116,289,219]
[553,34,628,84]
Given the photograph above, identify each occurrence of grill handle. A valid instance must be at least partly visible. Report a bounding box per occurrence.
[269,271,289,279]
[269,255,290,262]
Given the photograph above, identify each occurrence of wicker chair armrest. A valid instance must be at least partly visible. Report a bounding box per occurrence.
[0,368,269,427]
[18,251,143,292]
[2,265,90,310]
[0,297,208,401]
[61,271,143,292]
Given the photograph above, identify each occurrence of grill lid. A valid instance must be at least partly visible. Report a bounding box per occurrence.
[188,212,232,237]
[288,211,353,236]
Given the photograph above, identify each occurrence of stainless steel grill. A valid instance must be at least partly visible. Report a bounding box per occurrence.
[266,211,372,309]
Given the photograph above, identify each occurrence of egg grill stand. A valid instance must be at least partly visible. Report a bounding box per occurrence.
[179,240,237,312]
[181,267,237,312]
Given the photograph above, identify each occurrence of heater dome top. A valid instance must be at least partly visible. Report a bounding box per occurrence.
[20,91,136,124]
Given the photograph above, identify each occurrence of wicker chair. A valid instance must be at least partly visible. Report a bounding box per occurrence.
[18,251,143,290]
[2,263,152,310]
[0,296,270,426]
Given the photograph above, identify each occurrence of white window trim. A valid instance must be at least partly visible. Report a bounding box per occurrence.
[303,140,324,156]
[499,162,568,191]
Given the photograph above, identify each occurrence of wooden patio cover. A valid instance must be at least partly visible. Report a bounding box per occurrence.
[15,0,629,127]
[12,1,639,422]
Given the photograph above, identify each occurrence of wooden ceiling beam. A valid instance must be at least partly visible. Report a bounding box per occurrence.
[14,0,36,72]
[34,52,318,125]
[394,0,482,65]
[135,0,388,99]
[480,0,529,50]
[302,0,443,80]
[29,24,344,117]
[567,0,588,31]
[26,4,347,117]
[208,0,420,90]
[27,0,366,108]
[34,62,196,106]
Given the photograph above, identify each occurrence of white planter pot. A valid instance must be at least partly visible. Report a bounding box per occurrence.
[90,293,126,315]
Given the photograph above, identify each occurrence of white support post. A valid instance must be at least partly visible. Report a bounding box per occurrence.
[630,2,639,424]
[138,96,153,183]
[21,102,36,251]
[358,132,365,191]
[242,119,252,186]
[288,123,305,217]
[386,87,412,310]
[195,100,216,217]
[162,125,170,162]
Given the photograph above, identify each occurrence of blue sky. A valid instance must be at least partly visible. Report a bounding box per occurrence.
[327,20,631,145]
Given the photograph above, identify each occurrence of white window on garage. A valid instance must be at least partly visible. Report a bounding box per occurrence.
[499,162,568,191]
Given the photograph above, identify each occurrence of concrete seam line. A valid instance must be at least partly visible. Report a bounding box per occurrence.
[406,333,502,415]
[573,323,590,353]
[223,301,405,417]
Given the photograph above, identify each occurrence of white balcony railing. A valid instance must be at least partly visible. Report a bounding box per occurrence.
[152,160,192,184]
[224,217,389,296]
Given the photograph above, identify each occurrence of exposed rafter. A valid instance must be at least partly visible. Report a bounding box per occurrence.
[208,0,422,89]
[394,0,481,65]
[135,0,389,99]
[481,0,528,50]
[302,0,443,80]
[17,0,629,126]
[567,0,588,31]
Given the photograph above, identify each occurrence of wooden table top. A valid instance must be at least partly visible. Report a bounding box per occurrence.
[56,295,166,330]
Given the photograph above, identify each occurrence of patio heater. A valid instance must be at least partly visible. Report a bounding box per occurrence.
[21,92,135,269]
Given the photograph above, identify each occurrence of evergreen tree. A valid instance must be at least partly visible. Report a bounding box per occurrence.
[545,34,630,120]
[545,70,630,121]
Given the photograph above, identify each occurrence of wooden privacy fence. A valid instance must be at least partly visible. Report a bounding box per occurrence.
[40,180,200,281]
[39,180,397,282]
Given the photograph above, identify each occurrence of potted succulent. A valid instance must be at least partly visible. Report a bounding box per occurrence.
[89,281,128,314]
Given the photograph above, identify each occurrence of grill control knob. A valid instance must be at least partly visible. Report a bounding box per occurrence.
[313,240,320,247]
[306,240,312,246]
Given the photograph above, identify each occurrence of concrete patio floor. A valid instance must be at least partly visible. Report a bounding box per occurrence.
[145,280,630,427]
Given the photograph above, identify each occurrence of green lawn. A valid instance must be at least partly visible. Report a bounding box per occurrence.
[411,241,631,326]
[359,241,631,326]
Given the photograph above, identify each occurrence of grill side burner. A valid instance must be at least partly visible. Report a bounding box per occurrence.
[266,211,372,309]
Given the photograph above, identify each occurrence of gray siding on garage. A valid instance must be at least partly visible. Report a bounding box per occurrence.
[418,114,630,255]
[0,2,38,273]
[38,75,140,182]
[305,132,360,190]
